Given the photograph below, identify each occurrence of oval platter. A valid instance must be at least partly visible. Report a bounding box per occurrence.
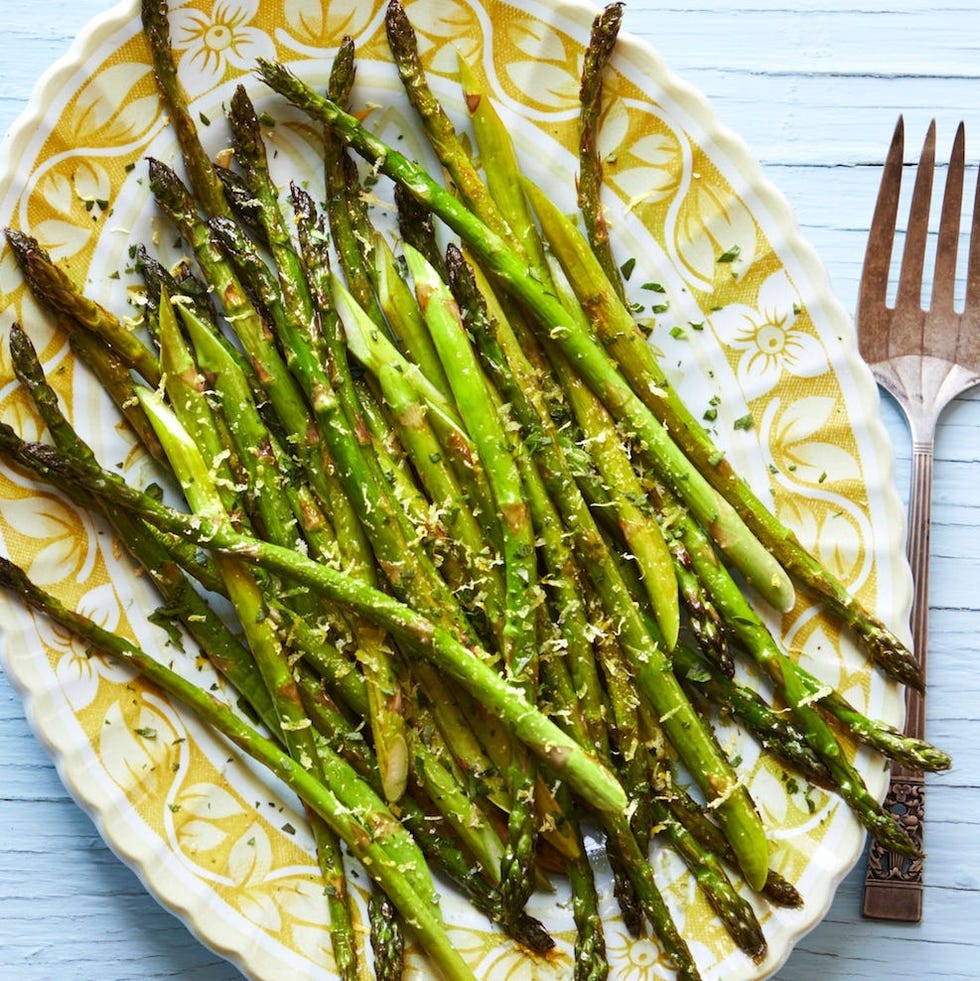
[0,0,910,978]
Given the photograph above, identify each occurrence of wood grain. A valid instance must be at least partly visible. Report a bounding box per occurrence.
[1,1,977,978]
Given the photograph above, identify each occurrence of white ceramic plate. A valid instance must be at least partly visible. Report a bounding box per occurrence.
[0,0,909,977]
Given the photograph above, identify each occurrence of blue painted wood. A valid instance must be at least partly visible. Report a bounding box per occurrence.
[0,1,977,978]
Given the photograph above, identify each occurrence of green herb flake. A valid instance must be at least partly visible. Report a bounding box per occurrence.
[281,822,297,835]
[669,325,686,339]
[651,302,670,314]
[703,407,718,422]
[620,257,636,280]
[199,112,211,126]
[134,726,157,739]
[818,471,828,483]
[733,413,754,432]
[258,111,276,128]
[804,788,817,813]
[688,320,704,331]
[717,245,741,263]
[641,281,666,293]
[168,803,181,813]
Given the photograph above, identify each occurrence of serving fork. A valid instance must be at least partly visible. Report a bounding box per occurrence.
[857,117,980,922]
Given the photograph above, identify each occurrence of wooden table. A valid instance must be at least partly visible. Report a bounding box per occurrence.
[1,1,977,977]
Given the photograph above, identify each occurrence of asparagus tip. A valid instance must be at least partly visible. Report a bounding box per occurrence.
[0,556,36,599]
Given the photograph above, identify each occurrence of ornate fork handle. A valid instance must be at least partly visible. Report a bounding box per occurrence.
[862,434,932,921]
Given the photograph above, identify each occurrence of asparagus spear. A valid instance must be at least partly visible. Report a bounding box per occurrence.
[135,245,219,341]
[404,247,540,697]
[561,791,609,981]
[0,557,474,981]
[6,229,161,386]
[665,489,920,856]
[156,297,363,975]
[369,891,404,981]
[578,2,627,303]
[7,324,273,724]
[385,0,509,238]
[395,183,448,279]
[663,790,803,909]
[792,661,950,772]
[524,173,923,691]
[404,245,543,915]
[671,643,832,790]
[0,417,629,817]
[371,229,455,402]
[443,245,769,893]
[140,0,232,218]
[321,43,389,332]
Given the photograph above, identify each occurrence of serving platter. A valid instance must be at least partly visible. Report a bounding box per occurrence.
[0,0,910,977]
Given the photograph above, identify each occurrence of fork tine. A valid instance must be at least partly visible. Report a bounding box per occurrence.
[964,137,980,315]
[961,150,980,367]
[930,122,965,315]
[894,120,936,320]
[856,117,904,363]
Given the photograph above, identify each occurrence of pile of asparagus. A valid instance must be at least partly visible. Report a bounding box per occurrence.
[0,1,951,978]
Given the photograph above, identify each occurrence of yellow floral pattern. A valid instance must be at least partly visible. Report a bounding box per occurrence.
[0,1,908,978]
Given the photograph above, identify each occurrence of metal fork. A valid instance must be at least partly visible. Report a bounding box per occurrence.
[858,117,980,921]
